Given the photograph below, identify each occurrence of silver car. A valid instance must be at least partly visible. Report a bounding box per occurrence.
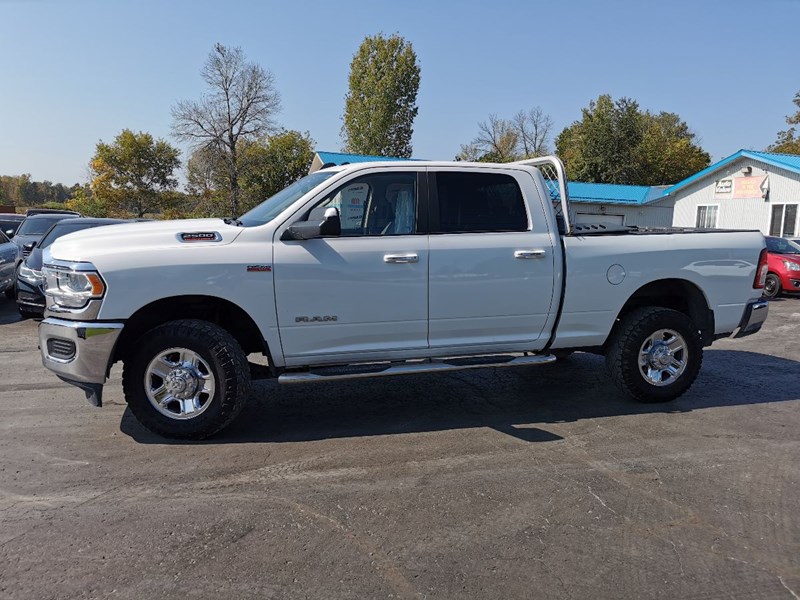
[0,229,21,298]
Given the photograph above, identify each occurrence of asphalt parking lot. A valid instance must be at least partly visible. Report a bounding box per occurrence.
[1,298,798,599]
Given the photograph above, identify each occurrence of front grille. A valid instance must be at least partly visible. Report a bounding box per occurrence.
[47,338,76,360]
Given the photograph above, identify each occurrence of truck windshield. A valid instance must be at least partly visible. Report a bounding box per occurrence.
[16,216,75,236]
[238,171,336,227]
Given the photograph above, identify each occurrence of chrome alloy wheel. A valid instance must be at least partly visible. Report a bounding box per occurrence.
[638,329,688,387]
[144,348,216,420]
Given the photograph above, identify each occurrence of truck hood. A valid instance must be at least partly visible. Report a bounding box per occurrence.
[47,218,246,263]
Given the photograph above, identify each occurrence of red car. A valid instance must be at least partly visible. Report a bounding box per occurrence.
[763,236,800,298]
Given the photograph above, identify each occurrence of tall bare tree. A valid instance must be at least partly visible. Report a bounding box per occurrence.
[172,43,281,216]
[457,107,553,162]
[513,107,553,158]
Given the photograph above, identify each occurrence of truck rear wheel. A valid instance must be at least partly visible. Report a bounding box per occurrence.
[122,319,250,439]
[605,307,702,403]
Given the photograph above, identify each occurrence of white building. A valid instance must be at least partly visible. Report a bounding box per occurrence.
[668,150,800,237]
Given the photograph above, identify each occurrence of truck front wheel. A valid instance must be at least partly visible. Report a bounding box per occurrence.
[122,319,250,439]
[605,307,702,403]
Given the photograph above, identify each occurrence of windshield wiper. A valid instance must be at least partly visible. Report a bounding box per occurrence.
[223,217,243,227]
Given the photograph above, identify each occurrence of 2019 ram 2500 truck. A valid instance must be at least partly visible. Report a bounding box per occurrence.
[38,157,769,439]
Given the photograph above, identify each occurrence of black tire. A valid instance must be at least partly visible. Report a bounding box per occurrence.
[763,273,781,299]
[122,319,250,440]
[3,287,13,299]
[605,307,702,403]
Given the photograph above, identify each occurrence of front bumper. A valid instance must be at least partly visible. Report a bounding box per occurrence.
[39,318,125,406]
[16,277,45,312]
[731,299,769,339]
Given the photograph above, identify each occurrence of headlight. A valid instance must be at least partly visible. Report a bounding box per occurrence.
[42,264,106,309]
[783,260,800,272]
[18,264,43,285]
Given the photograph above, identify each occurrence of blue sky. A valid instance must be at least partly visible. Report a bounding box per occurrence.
[1,0,798,185]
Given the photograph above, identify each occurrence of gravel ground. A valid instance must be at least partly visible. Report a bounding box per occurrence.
[0,296,798,599]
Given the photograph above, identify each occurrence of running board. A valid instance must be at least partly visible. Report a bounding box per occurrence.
[278,354,556,384]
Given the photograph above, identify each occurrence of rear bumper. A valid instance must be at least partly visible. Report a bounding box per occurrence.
[39,318,125,406]
[731,299,769,339]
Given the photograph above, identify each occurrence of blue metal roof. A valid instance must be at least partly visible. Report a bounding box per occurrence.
[315,151,408,166]
[666,149,800,195]
[567,182,667,205]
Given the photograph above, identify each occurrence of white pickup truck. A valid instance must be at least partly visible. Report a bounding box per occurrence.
[38,157,769,439]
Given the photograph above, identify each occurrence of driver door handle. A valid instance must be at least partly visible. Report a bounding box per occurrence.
[384,253,419,264]
[514,249,546,259]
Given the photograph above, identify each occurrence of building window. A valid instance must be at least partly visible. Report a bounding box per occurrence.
[770,204,798,237]
[695,205,718,228]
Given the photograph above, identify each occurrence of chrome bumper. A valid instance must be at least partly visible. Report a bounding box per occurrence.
[732,299,769,339]
[39,318,124,405]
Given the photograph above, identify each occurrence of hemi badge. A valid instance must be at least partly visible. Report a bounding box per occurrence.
[178,232,221,243]
[247,265,272,272]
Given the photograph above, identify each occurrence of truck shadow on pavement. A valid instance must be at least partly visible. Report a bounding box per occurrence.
[120,348,800,445]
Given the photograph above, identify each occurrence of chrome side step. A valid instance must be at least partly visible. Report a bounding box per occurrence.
[278,354,556,384]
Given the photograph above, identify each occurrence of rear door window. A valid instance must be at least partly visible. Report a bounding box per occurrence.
[433,172,528,233]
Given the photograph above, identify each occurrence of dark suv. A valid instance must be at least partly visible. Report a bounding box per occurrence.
[12,213,81,258]
[0,213,25,237]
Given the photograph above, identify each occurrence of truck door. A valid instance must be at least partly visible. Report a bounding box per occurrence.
[427,169,557,350]
[273,169,429,364]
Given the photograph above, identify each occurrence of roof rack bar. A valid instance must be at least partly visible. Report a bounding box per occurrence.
[511,155,572,235]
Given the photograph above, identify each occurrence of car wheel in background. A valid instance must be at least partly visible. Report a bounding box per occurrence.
[762,273,781,299]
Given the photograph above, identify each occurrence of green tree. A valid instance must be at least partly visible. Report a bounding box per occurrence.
[555,94,710,185]
[172,43,282,216]
[636,112,712,185]
[342,33,420,158]
[768,90,800,155]
[239,130,315,212]
[89,129,181,217]
[66,184,109,217]
[184,146,227,217]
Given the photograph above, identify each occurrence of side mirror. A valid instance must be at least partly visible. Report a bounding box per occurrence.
[282,207,341,241]
[23,241,35,252]
[4,229,13,238]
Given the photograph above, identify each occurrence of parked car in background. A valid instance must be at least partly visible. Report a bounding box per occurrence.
[0,230,21,298]
[16,218,127,317]
[12,213,81,259]
[0,213,25,238]
[763,236,800,298]
[24,208,81,217]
